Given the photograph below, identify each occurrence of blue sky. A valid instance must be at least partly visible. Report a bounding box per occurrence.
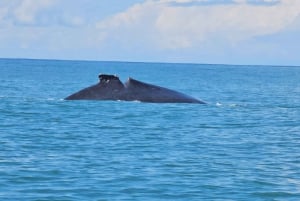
[1,0,300,65]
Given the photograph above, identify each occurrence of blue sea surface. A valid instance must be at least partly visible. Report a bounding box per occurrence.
[0,58,300,200]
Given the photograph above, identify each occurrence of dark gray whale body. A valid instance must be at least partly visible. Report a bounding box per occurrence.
[65,74,205,104]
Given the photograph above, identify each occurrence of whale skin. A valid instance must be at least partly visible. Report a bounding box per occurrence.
[65,74,205,104]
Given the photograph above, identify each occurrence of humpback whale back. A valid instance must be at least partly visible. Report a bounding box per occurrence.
[124,78,202,103]
[65,74,205,104]
[65,74,124,100]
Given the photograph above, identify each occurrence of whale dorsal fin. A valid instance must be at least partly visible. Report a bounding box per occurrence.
[98,74,119,83]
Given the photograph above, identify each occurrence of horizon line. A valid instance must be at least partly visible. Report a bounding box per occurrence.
[0,57,299,68]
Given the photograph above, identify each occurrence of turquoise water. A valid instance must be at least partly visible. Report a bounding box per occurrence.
[1,58,300,200]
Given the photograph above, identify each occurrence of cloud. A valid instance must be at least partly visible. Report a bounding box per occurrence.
[0,0,93,57]
[0,0,85,26]
[0,0,58,26]
[96,0,300,50]
[1,0,299,64]
[13,0,55,25]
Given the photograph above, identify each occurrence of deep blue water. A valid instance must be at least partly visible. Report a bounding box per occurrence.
[1,58,300,200]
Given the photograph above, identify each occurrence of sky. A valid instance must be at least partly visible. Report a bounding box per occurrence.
[0,0,300,66]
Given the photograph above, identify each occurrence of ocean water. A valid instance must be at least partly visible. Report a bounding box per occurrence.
[0,58,300,200]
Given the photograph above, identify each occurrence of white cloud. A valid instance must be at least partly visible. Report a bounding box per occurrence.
[96,0,300,50]
[0,0,92,56]
[0,0,57,26]
[1,0,299,64]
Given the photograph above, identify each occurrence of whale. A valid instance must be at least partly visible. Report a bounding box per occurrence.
[65,74,205,104]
